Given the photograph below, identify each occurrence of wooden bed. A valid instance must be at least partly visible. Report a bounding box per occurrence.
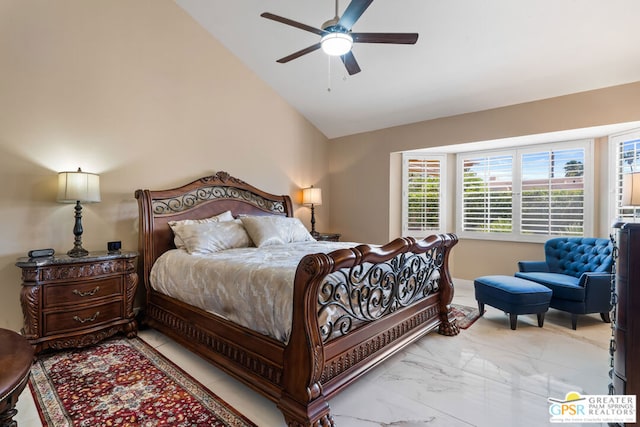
[135,171,459,426]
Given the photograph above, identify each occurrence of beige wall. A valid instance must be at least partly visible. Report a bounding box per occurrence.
[329,82,640,279]
[0,1,329,331]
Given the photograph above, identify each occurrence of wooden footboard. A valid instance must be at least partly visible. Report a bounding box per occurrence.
[279,234,458,426]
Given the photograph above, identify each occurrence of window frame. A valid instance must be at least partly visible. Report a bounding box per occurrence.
[456,139,594,243]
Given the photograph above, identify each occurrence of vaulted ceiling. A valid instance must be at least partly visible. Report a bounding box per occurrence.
[176,0,640,139]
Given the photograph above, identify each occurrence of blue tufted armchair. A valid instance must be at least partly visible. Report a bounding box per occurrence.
[515,237,614,329]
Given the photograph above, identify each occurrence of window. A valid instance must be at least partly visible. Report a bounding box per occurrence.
[610,129,640,222]
[402,154,446,236]
[457,140,593,242]
[520,147,586,236]
[460,152,513,233]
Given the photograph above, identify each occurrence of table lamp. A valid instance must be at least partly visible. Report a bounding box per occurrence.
[57,168,101,257]
[622,172,640,206]
[302,186,322,237]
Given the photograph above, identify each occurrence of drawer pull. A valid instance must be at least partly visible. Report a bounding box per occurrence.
[72,286,100,297]
[73,311,100,323]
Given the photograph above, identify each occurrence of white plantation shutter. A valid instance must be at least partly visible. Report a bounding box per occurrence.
[402,154,445,235]
[457,140,592,241]
[520,148,585,236]
[460,153,513,233]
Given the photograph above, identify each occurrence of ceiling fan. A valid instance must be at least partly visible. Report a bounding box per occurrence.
[261,0,418,75]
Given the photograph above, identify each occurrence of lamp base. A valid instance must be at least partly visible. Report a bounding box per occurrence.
[67,246,89,257]
[310,204,317,236]
[68,200,89,257]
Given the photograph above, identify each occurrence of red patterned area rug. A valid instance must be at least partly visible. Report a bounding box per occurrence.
[451,303,483,329]
[28,337,256,427]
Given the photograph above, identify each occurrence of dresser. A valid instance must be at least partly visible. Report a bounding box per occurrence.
[610,222,639,425]
[16,251,138,354]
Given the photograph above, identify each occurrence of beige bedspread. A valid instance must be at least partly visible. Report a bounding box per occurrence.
[150,241,358,343]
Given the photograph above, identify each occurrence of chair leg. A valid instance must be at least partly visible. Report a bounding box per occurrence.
[478,302,485,315]
[571,314,578,330]
[601,312,611,323]
[537,312,545,327]
[509,313,517,330]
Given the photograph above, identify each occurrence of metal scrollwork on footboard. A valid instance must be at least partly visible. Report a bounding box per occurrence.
[151,186,286,215]
[318,247,443,342]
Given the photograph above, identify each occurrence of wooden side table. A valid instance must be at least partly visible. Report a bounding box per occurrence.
[16,251,138,354]
[0,328,33,427]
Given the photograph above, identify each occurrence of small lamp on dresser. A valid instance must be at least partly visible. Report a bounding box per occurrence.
[622,171,640,217]
[57,167,101,257]
[302,185,322,237]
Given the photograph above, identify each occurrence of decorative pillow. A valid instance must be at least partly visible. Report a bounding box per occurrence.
[169,210,234,249]
[170,220,251,255]
[241,216,315,247]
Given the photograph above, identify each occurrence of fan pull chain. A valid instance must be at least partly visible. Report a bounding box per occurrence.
[327,55,332,92]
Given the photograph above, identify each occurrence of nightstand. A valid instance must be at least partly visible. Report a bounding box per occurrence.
[313,232,341,242]
[16,251,138,354]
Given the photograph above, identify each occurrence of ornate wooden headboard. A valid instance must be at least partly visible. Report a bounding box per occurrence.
[135,171,294,293]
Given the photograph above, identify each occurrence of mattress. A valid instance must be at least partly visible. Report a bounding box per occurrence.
[149,241,358,343]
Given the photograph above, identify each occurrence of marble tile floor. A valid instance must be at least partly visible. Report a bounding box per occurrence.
[15,279,612,426]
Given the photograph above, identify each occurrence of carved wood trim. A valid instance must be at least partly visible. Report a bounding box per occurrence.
[124,258,137,272]
[320,304,438,383]
[283,410,335,427]
[43,326,122,350]
[124,271,138,318]
[151,185,287,216]
[40,260,125,282]
[438,317,461,336]
[147,304,283,387]
[21,267,38,282]
[20,285,40,338]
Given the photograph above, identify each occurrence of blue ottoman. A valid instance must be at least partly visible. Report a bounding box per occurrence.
[474,275,552,330]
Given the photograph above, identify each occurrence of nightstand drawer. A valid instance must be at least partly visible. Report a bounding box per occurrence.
[43,300,123,334]
[43,277,123,307]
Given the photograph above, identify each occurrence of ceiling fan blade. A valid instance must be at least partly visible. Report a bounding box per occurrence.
[261,12,328,36]
[341,51,361,75]
[352,32,419,44]
[276,43,322,63]
[338,0,374,30]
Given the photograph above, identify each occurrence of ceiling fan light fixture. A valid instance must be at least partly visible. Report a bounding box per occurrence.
[320,32,353,56]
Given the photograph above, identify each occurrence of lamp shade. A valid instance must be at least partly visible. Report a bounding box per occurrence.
[320,32,353,56]
[57,168,101,203]
[302,186,322,206]
[622,172,640,206]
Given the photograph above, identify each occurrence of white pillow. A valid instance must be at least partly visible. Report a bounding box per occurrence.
[169,210,234,249]
[241,216,315,247]
[170,220,251,255]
